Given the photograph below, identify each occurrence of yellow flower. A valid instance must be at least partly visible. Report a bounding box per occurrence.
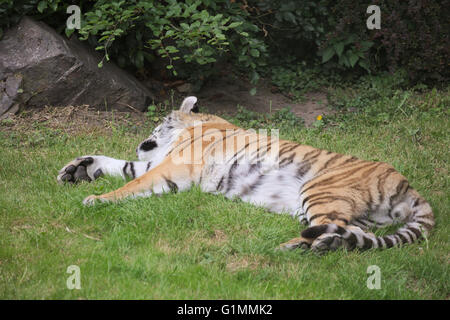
[316,115,323,121]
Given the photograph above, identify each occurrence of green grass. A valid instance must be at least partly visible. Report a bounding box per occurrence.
[0,87,448,299]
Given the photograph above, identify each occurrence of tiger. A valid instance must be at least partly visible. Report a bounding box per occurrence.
[57,96,434,253]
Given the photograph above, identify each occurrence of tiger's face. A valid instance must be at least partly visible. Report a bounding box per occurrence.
[136,120,173,161]
[136,96,230,163]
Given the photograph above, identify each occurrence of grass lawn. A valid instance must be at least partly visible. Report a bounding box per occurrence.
[0,87,448,299]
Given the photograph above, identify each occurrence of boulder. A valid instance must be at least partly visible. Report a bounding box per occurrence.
[0,73,22,119]
[0,17,157,118]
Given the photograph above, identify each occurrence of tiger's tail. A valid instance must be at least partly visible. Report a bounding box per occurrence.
[374,192,435,249]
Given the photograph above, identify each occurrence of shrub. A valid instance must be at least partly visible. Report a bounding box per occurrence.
[0,0,268,85]
[1,0,448,86]
[323,0,450,83]
[247,0,449,83]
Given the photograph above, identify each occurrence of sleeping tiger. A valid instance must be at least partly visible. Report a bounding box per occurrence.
[57,96,434,253]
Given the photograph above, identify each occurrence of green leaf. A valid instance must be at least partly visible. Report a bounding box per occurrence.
[135,51,144,69]
[334,42,344,57]
[249,87,257,96]
[321,46,335,63]
[37,1,47,13]
[283,12,296,23]
[348,52,359,68]
[250,49,260,57]
[358,60,370,73]
[360,41,374,51]
[228,22,242,28]
[50,2,58,11]
[338,54,349,67]
[65,28,75,38]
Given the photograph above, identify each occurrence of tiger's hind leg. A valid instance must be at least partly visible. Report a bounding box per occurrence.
[278,236,313,251]
[278,184,371,252]
[278,212,353,251]
[290,186,434,253]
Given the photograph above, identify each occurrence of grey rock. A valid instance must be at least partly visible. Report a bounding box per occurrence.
[0,17,157,117]
[0,73,22,117]
[176,82,193,93]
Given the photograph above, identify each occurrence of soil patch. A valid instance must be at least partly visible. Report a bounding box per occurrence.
[196,75,332,125]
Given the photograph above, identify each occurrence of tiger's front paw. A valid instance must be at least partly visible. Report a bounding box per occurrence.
[82,194,112,206]
[57,156,103,184]
[82,195,99,206]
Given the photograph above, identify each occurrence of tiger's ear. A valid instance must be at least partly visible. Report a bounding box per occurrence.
[179,96,198,113]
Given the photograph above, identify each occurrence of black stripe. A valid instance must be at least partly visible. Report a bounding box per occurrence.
[301,192,332,209]
[301,225,329,239]
[354,218,370,227]
[228,141,252,164]
[216,176,224,191]
[296,161,311,178]
[344,232,357,250]
[389,180,410,207]
[409,227,422,239]
[164,177,178,193]
[308,211,349,225]
[376,237,384,248]
[334,225,347,235]
[377,168,397,205]
[383,236,394,248]
[318,153,343,172]
[224,160,238,193]
[308,213,327,222]
[301,149,322,163]
[241,174,265,197]
[301,162,379,195]
[397,233,409,244]
[277,142,298,157]
[174,128,229,153]
[122,162,129,177]
[146,161,152,172]
[130,162,135,179]
[362,236,373,249]
[412,198,421,207]
[338,156,359,167]
[403,229,416,241]
[279,153,295,167]
[394,235,402,246]
[416,220,433,230]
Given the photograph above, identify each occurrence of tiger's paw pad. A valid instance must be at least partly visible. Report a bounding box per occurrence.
[311,233,344,253]
[278,239,311,251]
[57,156,103,184]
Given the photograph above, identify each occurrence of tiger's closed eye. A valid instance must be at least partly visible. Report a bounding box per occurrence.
[140,140,157,151]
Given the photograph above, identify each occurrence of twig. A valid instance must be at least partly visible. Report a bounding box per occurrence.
[65,226,101,241]
[117,102,142,113]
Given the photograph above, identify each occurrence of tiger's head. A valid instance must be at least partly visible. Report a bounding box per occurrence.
[136,96,229,164]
